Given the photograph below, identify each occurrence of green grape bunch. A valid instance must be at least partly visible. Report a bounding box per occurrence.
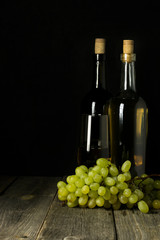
[57,159,160,213]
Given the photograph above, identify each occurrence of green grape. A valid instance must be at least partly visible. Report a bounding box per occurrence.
[96,158,109,167]
[66,183,76,193]
[154,180,160,189]
[141,174,148,178]
[121,160,131,173]
[152,199,160,209]
[109,194,117,204]
[75,167,85,176]
[93,174,103,183]
[129,193,138,204]
[134,189,144,201]
[96,196,105,207]
[103,188,111,200]
[100,167,109,178]
[112,200,121,210]
[78,194,88,206]
[90,183,100,191]
[57,181,66,189]
[123,188,132,198]
[81,185,90,194]
[116,182,128,190]
[104,200,111,209]
[118,192,128,204]
[79,165,88,173]
[67,199,78,208]
[92,165,101,174]
[58,194,67,201]
[156,190,160,199]
[126,202,134,209]
[88,170,96,178]
[144,183,154,193]
[143,195,153,208]
[85,176,93,185]
[104,177,115,186]
[98,186,106,196]
[80,173,88,180]
[88,190,98,199]
[142,177,154,185]
[117,174,126,182]
[123,171,131,181]
[67,193,77,203]
[138,200,149,213]
[110,186,119,195]
[58,187,69,197]
[75,188,83,197]
[88,198,96,208]
[109,165,119,176]
[75,178,85,188]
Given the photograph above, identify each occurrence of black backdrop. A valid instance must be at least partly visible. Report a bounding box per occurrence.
[1,1,160,176]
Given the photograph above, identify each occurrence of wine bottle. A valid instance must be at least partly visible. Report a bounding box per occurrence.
[109,40,148,176]
[77,38,112,167]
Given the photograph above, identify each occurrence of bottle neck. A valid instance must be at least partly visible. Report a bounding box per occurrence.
[93,54,106,89]
[120,60,136,92]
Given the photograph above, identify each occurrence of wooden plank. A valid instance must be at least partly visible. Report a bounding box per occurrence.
[36,195,116,240]
[114,209,160,240]
[0,176,60,240]
[0,176,17,194]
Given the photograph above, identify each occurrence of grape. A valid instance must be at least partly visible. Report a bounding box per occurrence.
[78,195,88,206]
[109,194,117,204]
[67,175,79,184]
[126,202,134,209]
[88,198,96,208]
[88,170,96,178]
[154,180,160,189]
[96,158,109,167]
[100,167,109,178]
[134,189,144,200]
[129,194,138,204]
[92,165,101,174]
[75,179,85,188]
[57,181,66,189]
[121,160,131,173]
[66,183,76,193]
[104,177,115,186]
[104,200,111,209]
[117,174,126,182]
[110,186,119,195]
[85,176,93,185]
[112,200,121,210]
[98,186,106,196]
[93,174,103,183]
[90,183,100,191]
[58,194,67,201]
[79,165,88,173]
[75,188,83,197]
[103,188,111,200]
[96,196,105,207]
[109,165,119,176]
[116,182,128,190]
[123,171,131,181]
[123,188,132,198]
[81,185,90,194]
[88,190,98,199]
[67,199,78,208]
[75,167,85,176]
[138,200,149,213]
[58,187,69,197]
[152,199,160,209]
[156,190,160,199]
[118,193,128,204]
[67,193,77,203]
[80,173,88,180]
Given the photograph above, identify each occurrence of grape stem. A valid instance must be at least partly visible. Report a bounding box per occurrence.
[127,174,160,187]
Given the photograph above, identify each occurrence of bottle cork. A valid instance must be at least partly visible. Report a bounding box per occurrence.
[95,38,106,54]
[123,40,134,54]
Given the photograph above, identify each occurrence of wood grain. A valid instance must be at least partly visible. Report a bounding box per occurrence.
[36,196,116,240]
[0,176,17,194]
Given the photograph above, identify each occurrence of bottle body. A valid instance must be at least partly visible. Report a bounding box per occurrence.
[109,92,148,176]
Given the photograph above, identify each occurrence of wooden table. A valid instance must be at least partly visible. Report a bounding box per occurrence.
[0,176,160,240]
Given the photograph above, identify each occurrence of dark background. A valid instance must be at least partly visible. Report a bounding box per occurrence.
[0,1,160,176]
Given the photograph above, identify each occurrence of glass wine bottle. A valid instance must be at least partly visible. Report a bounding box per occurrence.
[109,40,148,176]
[77,38,112,167]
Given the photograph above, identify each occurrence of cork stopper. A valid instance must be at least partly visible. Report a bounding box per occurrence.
[95,38,106,54]
[123,40,134,54]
